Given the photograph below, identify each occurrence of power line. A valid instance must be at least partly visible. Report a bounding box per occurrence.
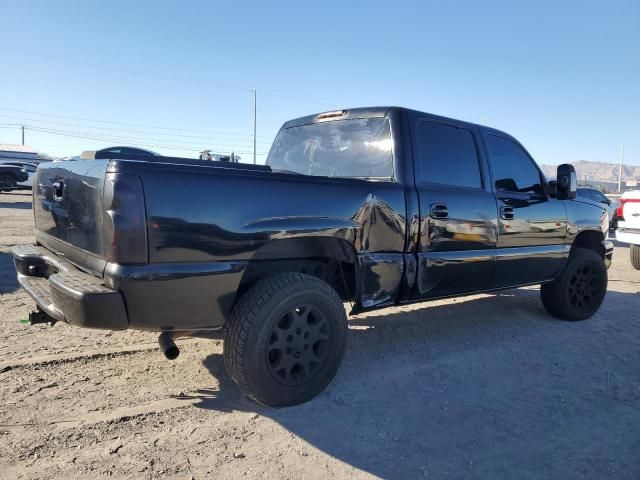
[0,107,274,139]
[27,136,269,161]
[25,125,268,155]
[253,89,257,164]
[618,144,625,193]
[0,46,253,93]
[0,46,337,106]
[0,114,272,144]
[24,125,257,149]
[0,118,272,148]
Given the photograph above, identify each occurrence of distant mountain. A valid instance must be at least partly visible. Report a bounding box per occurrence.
[540,160,640,183]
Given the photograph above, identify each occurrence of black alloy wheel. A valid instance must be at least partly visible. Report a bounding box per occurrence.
[541,247,607,321]
[224,272,347,407]
[266,305,332,386]
[567,265,601,312]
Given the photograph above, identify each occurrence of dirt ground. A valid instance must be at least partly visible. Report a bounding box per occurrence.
[1,191,639,480]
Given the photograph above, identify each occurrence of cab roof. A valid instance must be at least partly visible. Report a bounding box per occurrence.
[282,106,516,141]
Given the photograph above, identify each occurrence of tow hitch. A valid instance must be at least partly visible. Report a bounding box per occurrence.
[27,308,58,326]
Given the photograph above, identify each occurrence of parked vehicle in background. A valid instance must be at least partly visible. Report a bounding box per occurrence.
[199,150,240,162]
[13,107,613,406]
[0,164,29,191]
[608,196,621,230]
[615,190,640,269]
[577,187,617,229]
[0,162,37,189]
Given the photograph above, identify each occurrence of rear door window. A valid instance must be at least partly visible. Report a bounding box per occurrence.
[415,121,482,189]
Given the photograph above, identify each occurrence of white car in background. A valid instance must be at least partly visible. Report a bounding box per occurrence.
[615,190,640,269]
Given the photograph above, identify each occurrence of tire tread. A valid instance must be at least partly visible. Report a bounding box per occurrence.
[224,272,346,405]
[541,247,607,321]
[631,244,640,270]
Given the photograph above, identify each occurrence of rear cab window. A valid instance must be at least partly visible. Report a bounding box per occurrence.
[591,190,608,204]
[415,121,483,189]
[266,117,394,180]
[577,188,593,200]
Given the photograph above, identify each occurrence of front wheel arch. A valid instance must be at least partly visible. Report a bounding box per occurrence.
[570,230,605,258]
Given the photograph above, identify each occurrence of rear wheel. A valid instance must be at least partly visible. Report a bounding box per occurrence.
[540,247,607,321]
[224,272,347,407]
[0,173,17,191]
[631,245,640,270]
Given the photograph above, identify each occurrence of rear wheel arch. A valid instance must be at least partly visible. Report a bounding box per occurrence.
[234,237,359,305]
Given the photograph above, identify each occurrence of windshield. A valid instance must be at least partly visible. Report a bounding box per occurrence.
[266,117,393,179]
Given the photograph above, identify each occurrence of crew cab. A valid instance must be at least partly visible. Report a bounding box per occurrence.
[615,190,640,269]
[13,107,613,406]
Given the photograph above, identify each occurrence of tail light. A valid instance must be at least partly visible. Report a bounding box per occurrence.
[103,173,148,264]
[617,197,640,221]
[616,199,625,219]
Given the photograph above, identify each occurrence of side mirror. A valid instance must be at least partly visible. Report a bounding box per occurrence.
[556,164,577,200]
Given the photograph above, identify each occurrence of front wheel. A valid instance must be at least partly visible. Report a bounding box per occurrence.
[540,247,607,321]
[224,272,347,407]
[631,245,640,270]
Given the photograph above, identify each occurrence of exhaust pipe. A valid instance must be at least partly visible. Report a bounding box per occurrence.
[158,332,180,360]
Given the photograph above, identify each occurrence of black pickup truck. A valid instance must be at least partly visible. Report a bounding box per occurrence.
[13,107,613,406]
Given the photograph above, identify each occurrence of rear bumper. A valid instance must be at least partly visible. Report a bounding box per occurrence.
[12,245,128,329]
[616,228,640,245]
[13,244,248,331]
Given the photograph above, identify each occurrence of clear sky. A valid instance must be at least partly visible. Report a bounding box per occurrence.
[0,0,638,165]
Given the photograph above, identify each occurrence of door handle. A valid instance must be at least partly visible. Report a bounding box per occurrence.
[430,203,449,219]
[500,206,515,220]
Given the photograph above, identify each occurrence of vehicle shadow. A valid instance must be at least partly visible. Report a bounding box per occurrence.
[0,200,32,209]
[0,191,32,209]
[0,250,19,293]
[183,288,640,479]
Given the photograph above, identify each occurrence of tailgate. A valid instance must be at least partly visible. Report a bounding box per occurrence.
[33,159,110,275]
[623,200,640,229]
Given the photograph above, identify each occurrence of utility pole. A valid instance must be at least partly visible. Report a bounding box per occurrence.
[618,144,625,193]
[21,125,25,145]
[252,89,257,164]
